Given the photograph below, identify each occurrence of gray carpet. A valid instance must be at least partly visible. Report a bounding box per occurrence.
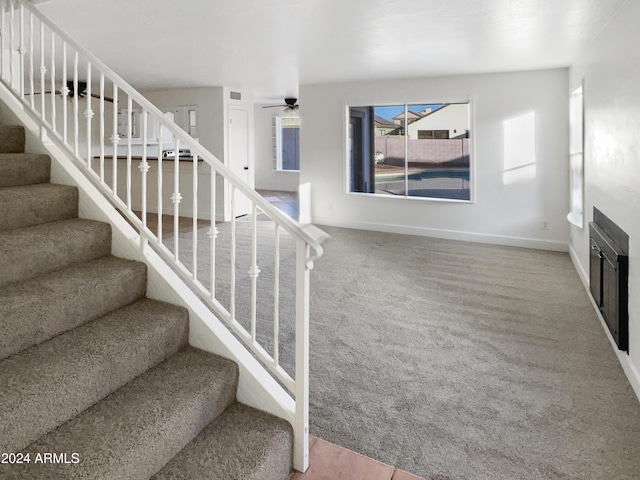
[169,220,640,480]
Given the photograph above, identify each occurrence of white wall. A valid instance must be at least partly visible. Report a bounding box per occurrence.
[569,1,640,397]
[141,87,225,160]
[300,69,570,250]
[254,104,300,191]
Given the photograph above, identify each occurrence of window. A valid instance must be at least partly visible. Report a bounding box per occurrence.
[274,116,300,171]
[568,85,584,228]
[348,103,471,201]
[418,130,449,139]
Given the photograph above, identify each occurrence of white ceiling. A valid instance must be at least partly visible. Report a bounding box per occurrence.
[36,0,627,102]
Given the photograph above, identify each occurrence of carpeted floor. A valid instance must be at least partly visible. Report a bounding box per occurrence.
[165,221,640,480]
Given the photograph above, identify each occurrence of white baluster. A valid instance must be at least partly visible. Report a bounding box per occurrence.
[273,222,280,367]
[84,62,92,169]
[192,153,198,279]
[249,202,260,343]
[0,0,4,81]
[39,19,45,119]
[209,167,217,300]
[99,73,104,182]
[139,109,149,250]
[9,0,14,88]
[172,139,181,259]
[230,186,236,320]
[110,86,119,196]
[73,50,78,154]
[61,41,67,143]
[28,11,33,109]
[157,124,163,243]
[50,30,55,130]
[18,2,22,98]
[126,96,132,208]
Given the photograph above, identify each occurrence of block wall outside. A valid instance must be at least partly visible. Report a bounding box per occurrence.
[375,136,469,166]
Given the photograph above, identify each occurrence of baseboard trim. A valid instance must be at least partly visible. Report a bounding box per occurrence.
[569,243,640,402]
[313,216,569,252]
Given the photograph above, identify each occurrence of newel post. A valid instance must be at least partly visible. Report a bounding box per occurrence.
[293,238,311,472]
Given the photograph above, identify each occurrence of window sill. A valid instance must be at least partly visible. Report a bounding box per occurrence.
[347,191,474,204]
[567,212,584,228]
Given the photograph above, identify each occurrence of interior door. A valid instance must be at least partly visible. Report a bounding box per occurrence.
[228,107,252,217]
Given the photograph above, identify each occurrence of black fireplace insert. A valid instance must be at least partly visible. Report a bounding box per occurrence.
[589,208,629,352]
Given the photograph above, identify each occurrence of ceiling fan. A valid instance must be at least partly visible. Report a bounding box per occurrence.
[26,81,115,103]
[262,97,299,113]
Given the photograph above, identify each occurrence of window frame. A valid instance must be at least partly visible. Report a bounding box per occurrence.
[567,82,584,228]
[273,115,301,172]
[344,99,475,203]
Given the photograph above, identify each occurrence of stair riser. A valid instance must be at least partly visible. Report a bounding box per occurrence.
[0,257,147,361]
[0,300,189,453]
[0,219,112,287]
[0,154,50,188]
[151,403,293,480]
[0,184,78,232]
[2,348,238,480]
[0,126,25,153]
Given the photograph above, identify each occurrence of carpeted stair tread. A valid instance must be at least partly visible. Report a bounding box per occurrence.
[0,256,147,361]
[151,403,293,480]
[0,218,111,287]
[0,183,78,232]
[3,347,238,480]
[0,125,25,153]
[0,153,50,187]
[0,298,189,453]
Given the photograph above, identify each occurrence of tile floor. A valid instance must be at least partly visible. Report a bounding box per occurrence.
[292,437,425,480]
[133,190,297,238]
[257,189,299,220]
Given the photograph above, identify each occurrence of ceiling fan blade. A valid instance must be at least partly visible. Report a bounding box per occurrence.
[262,104,286,108]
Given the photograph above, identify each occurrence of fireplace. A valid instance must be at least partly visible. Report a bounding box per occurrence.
[589,208,629,351]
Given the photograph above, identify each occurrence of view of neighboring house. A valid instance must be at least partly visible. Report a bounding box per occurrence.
[407,104,469,140]
[374,114,398,136]
[375,104,468,140]
[391,109,423,128]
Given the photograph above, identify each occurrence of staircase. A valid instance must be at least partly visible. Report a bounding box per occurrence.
[0,124,293,479]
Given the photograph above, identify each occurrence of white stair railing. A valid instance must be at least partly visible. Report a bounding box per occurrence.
[0,0,323,471]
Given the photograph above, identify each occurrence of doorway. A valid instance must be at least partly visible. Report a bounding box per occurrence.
[228,106,252,217]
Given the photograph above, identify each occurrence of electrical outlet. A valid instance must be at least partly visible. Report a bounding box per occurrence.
[542,220,549,230]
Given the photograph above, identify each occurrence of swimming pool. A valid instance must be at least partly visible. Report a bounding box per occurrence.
[375,168,469,183]
[374,168,471,200]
